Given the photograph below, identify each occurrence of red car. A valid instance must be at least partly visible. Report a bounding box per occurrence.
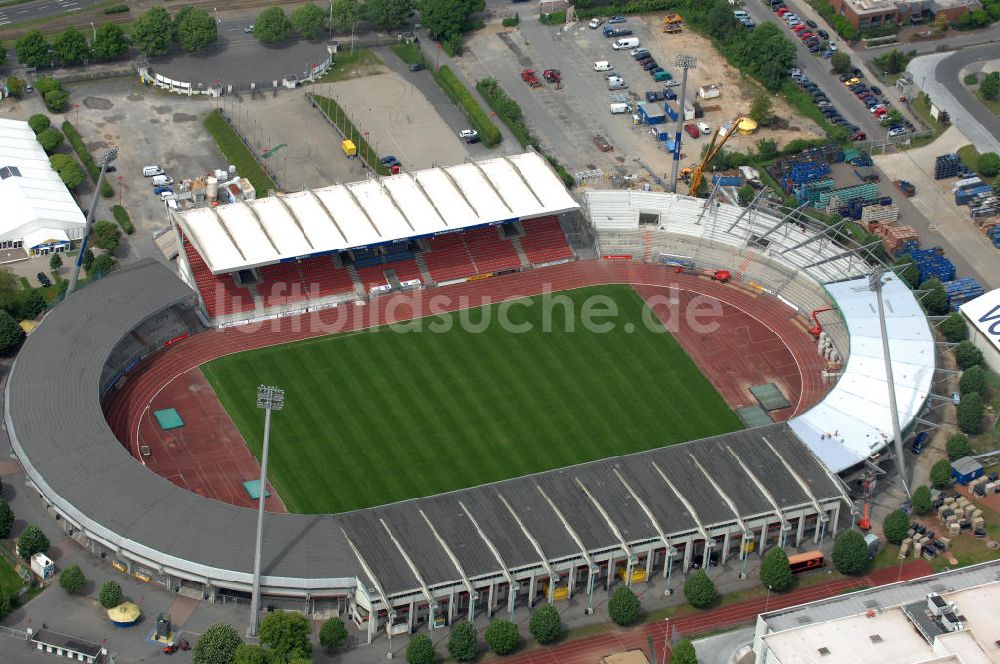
[777,7,791,16]
[850,130,867,141]
[684,123,700,138]
[792,24,808,33]
[799,32,814,40]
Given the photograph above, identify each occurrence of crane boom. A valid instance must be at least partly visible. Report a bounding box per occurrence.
[688,117,745,196]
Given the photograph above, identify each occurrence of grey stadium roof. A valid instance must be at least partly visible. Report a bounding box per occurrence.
[6,259,845,596]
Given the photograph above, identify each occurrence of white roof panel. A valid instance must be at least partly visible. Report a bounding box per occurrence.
[175,152,578,273]
[960,289,1000,354]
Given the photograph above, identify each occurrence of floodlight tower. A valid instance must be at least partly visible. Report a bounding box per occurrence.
[869,269,908,497]
[66,146,119,297]
[668,55,696,193]
[249,385,285,637]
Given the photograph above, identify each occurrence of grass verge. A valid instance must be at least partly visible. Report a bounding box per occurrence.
[390,42,426,67]
[313,48,384,83]
[908,93,949,148]
[112,204,134,234]
[311,94,390,176]
[62,121,114,198]
[203,109,278,196]
[433,65,501,147]
[203,285,743,514]
[956,144,996,185]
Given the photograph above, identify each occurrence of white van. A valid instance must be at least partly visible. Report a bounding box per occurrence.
[609,103,631,114]
[150,174,174,186]
[594,60,613,71]
[612,37,640,50]
[142,165,164,177]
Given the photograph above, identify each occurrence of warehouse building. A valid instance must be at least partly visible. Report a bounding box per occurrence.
[959,288,1000,374]
[0,118,85,257]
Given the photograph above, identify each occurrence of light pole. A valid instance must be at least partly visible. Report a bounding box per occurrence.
[66,146,118,297]
[668,54,696,193]
[661,619,670,664]
[870,269,908,496]
[90,21,96,42]
[586,565,599,615]
[764,585,773,612]
[249,385,285,637]
[665,546,677,595]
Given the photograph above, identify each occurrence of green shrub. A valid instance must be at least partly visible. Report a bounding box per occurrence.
[447,621,478,662]
[501,13,519,27]
[112,205,134,234]
[831,530,868,575]
[683,570,716,609]
[608,585,641,625]
[955,341,984,369]
[59,564,86,593]
[959,365,988,399]
[434,66,501,147]
[964,72,979,85]
[529,605,561,644]
[17,524,49,559]
[670,639,697,664]
[957,393,984,434]
[484,618,519,655]
[28,114,51,135]
[104,4,129,13]
[941,312,969,342]
[406,633,435,664]
[883,509,909,545]
[911,485,932,515]
[946,432,972,460]
[930,458,953,489]
[0,500,13,538]
[99,581,123,608]
[61,121,115,198]
[759,547,793,592]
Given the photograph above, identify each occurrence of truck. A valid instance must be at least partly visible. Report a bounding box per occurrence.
[542,69,561,83]
[521,69,541,88]
[894,180,915,197]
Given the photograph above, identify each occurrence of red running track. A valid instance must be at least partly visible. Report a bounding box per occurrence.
[500,559,934,664]
[103,261,829,509]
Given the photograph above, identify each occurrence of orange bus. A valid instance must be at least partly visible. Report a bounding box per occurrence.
[787,550,824,574]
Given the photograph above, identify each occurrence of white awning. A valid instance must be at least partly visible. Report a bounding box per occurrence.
[23,227,70,250]
[175,152,579,274]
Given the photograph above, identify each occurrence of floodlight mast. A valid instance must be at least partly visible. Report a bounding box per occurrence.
[249,385,285,636]
[66,146,119,297]
[869,270,908,497]
[668,55,696,193]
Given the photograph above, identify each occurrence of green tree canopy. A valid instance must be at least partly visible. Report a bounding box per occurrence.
[43,89,70,113]
[670,638,697,664]
[447,621,478,662]
[920,278,949,316]
[367,0,414,30]
[893,257,920,289]
[756,137,778,160]
[831,529,868,575]
[90,253,117,277]
[232,644,269,664]
[193,623,243,664]
[420,0,481,41]
[737,184,755,206]
[528,604,561,644]
[292,1,327,38]
[319,616,347,650]
[92,220,122,252]
[0,500,13,538]
[36,127,64,153]
[955,341,984,369]
[28,114,51,134]
[19,289,47,320]
[957,392,984,435]
[831,51,851,73]
[49,253,63,272]
[911,485,932,515]
[0,42,6,66]
[736,22,797,91]
[0,310,25,355]
[53,27,89,65]
[946,432,973,460]
[34,77,61,96]
[59,564,86,593]
[50,154,84,189]
[406,633,436,664]
[930,458,953,489]
[941,312,969,342]
[259,610,312,661]
[331,0,363,32]
[484,618,519,655]
[254,6,294,43]
[99,580,123,608]
[5,76,25,99]
[92,23,129,61]
[749,92,775,126]
[759,547,793,592]
[978,152,1000,177]
[883,509,909,545]
[16,30,51,68]
[609,585,641,625]
[83,248,95,274]
[959,365,988,399]
[175,7,218,53]
[132,7,175,56]
[683,570,716,609]
[17,524,49,558]
[980,71,1000,100]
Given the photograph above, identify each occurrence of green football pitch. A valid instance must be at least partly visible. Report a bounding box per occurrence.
[202,285,743,514]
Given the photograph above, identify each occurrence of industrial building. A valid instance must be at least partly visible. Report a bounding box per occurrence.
[827,0,981,30]
[959,288,1000,374]
[0,118,85,256]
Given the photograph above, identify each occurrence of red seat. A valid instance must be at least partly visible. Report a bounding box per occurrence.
[520,217,574,265]
[182,240,254,317]
[463,227,521,273]
[422,233,476,282]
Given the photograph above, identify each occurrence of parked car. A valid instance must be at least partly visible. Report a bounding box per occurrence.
[153,185,173,195]
[653,70,671,80]
[142,165,164,177]
[459,129,479,142]
[697,122,712,134]
[805,19,818,28]
[886,126,907,137]
[684,123,701,138]
[637,56,654,65]
[851,130,867,141]
[588,17,604,29]
[631,47,650,59]
[409,63,425,72]
[37,272,52,288]
[870,85,883,96]
[851,67,864,77]
[159,190,175,201]
[643,60,660,71]
[244,24,254,33]
[592,135,613,152]
[380,155,399,165]
[608,15,627,23]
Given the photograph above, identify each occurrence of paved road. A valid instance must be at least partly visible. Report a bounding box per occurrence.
[0,0,103,29]
[692,627,754,664]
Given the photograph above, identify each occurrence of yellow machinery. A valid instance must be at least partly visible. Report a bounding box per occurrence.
[616,566,647,583]
[540,581,570,601]
[687,117,745,196]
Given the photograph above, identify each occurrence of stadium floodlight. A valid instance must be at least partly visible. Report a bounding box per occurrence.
[869,269,908,498]
[66,146,120,298]
[249,385,285,637]
[668,55,696,194]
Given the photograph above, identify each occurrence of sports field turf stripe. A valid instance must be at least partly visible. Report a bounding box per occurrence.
[202,285,744,513]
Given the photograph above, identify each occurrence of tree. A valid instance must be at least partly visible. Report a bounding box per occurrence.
[831,529,868,575]
[911,485,932,515]
[920,278,949,316]
[946,432,973,460]
[319,616,347,650]
[132,7,175,56]
[17,524,49,559]
[528,604,561,644]
[447,621,478,662]
[28,114,51,135]
[16,30,51,68]
[670,639,697,664]
[756,137,778,160]
[0,500,13,538]
[941,312,969,342]
[330,0,363,33]
[406,633,436,664]
[683,570,716,609]
[883,509,909,545]
[59,564,86,593]
[960,365,988,399]
[292,1,327,38]
[36,127,64,153]
[955,341,984,369]
[0,268,19,313]
[830,51,851,74]
[749,92,774,126]
[978,152,1000,177]
[934,12,949,32]
[44,89,70,113]
[19,290,47,320]
[83,248,95,274]
[259,610,312,661]
[255,7,293,43]
[53,27,89,65]
[759,547,793,592]
[92,23,129,61]
[367,0,414,30]
[49,253,63,272]
[957,392,984,434]
[980,72,1000,100]
[608,585,641,625]
[90,254,117,277]
[5,76,25,99]
[193,623,243,664]
[99,580,123,608]
[885,108,904,126]
[0,42,5,67]
[420,0,474,41]
[92,220,122,252]
[0,310,22,355]
[484,618,519,655]
[50,154,84,189]
[175,7,217,53]
[930,458,953,489]
[232,644,269,664]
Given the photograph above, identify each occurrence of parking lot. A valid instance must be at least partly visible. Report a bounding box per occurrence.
[456,14,822,187]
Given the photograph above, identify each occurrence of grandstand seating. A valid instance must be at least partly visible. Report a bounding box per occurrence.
[421,233,477,283]
[520,217,574,264]
[299,256,355,299]
[182,240,255,317]
[258,262,308,308]
[355,259,422,291]
[463,227,522,273]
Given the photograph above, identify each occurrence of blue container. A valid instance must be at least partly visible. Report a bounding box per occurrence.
[663,102,678,122]
[713,174,742,186]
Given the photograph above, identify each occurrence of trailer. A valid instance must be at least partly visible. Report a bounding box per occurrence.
[698,84,720,99]
[521,69,541,88]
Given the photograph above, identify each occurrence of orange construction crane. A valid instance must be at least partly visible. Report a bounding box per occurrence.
[687,117,745,197]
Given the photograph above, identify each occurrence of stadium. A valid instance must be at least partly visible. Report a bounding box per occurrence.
[5,151,935,642]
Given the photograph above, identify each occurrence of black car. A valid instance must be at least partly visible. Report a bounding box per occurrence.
[806,19,818,28]
[649,67,665,77]
[870,85,882,95]
[637,56,653,66]
[851,67,864,77]
[817,29,829,39]
[37,272,52,287]
[839,73,853,82]
[643,61,659,70]
[409,63,425,72]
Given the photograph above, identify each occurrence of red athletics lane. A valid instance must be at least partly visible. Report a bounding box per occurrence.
[103,261,829,509]
[500,559,934,664]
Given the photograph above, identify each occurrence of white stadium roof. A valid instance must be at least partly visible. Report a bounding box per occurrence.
[790,276,935,473]
[176,151,578,274]
[960,289,1000,354]
[0,118,85,240]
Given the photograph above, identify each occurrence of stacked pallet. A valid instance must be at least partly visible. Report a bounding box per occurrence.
[909,247,956,282]
[944,277,985,311]
[861,204,899,225]
[934,153,966,179]
[880,224,919,258]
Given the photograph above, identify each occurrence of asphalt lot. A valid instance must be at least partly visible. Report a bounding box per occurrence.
[0,0,103,29]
